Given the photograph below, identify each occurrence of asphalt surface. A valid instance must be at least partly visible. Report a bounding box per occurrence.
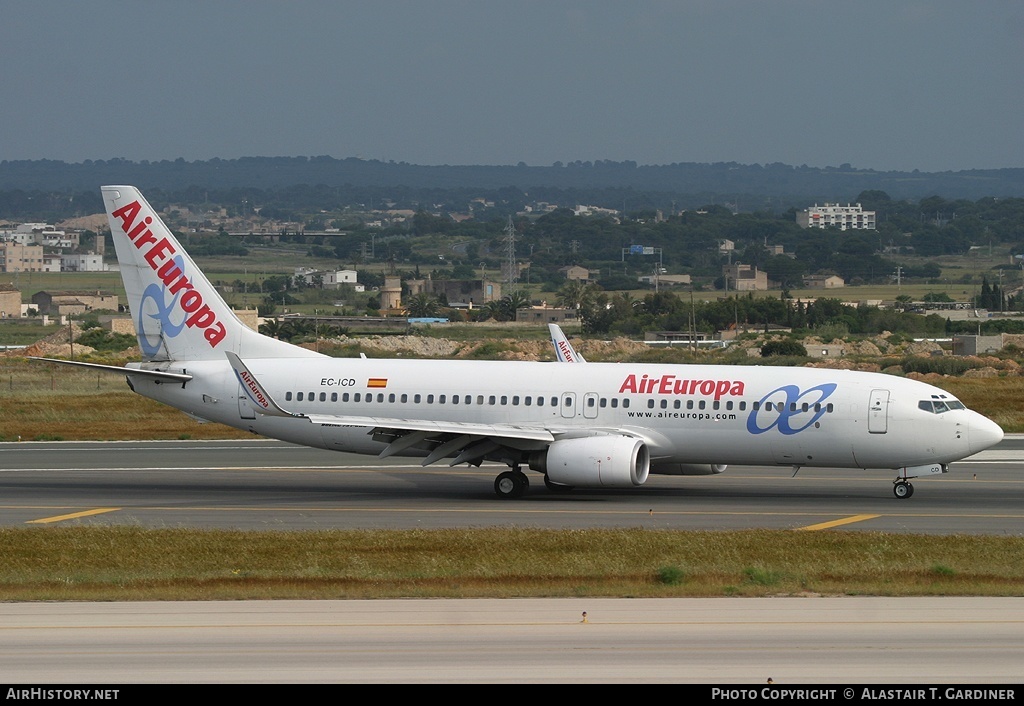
[1,436,1022,533]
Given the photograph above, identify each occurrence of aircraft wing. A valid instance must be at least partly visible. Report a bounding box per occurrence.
[228,351,563,465]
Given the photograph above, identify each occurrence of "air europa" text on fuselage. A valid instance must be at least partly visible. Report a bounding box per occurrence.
[618,374,745,400]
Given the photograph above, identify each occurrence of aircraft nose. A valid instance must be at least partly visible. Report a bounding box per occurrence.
[968,414,1004,454]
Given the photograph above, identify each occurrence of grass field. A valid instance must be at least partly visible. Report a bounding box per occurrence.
[1,527,1021,601]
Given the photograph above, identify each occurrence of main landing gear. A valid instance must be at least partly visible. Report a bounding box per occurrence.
[494,468,529,499]
[893,480,914,499]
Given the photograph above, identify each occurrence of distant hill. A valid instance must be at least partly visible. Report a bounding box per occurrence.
[2,157,1023,204]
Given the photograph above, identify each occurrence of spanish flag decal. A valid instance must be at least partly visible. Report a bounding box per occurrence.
[367,378,388,388]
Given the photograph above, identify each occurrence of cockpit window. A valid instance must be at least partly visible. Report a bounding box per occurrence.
[919,398,965,414]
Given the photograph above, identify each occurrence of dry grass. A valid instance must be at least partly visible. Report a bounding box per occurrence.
[0,358,249,441]
[932,376,1024,433]
[2,527,1022,601]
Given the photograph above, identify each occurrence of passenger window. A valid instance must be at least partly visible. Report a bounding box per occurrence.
[285,392,292,401]
[647,399,655,409]
[525,396,532,406]
[331,392,337,402]
[319,392,326,402]
[501,396,508,405]
[513,396,520,405]
[464,395,471,404]
[611,398,618,408]
[297,392,304,401]
[439,395,446,404]
[623,399,630,408]
[354,393,361,402]
[477,395,484,405]
[414,394,421,403]
[342,393,349,402]
[388,394,395,403]
[488,395,496,405]
[427,394,434,404]
[673,400,680,409]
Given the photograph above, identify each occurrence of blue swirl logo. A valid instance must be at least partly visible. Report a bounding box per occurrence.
[746,383,837,435]
[136,255,188,357]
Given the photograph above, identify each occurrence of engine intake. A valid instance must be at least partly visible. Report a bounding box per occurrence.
[531,436,650,488]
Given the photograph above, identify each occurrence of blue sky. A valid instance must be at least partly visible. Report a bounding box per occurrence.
[2,1,1021,172]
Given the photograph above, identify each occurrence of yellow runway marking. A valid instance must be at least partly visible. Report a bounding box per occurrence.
[795,514,880,531]
[27,508,121,524]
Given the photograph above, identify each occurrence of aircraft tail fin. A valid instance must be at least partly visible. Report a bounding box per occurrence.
[102,186,322,362]
[549,323,586,363]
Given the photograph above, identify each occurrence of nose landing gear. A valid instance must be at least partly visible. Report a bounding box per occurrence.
[893,480,914,499]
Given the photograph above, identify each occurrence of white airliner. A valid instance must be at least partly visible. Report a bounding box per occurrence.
[34,186,1004,499]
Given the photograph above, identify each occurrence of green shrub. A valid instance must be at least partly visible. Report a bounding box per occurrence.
[761,339,808,357]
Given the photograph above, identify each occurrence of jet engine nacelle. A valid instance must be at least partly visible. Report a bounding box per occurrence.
[531,436,650,488]
[651,463,728,476]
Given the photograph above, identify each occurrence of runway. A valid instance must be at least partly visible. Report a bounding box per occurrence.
[1,437,1022,533]
[1,597,1022,684]
[1,437,1021,684]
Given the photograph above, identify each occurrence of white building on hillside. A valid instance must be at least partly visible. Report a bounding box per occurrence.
[797,203,876,231]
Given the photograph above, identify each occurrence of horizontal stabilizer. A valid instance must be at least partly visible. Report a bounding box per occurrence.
[28,357,193,383]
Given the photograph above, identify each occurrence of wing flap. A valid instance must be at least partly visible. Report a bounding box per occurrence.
[306,413,555,441]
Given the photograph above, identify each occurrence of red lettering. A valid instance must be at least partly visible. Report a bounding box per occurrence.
[157,259,182,285]
[205,322,226,347]
[618,374,638,393]
[617,373,746,398]
[658,375,674,394]
[180,290,203,313]
[143,238,175,268]
[111,201,141,232]
[186,304,215,329]
[168,275,193,296]
[127,217,154,242]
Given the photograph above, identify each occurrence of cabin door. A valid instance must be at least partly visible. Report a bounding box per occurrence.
[560,392,577,418]
[868,389,889,434]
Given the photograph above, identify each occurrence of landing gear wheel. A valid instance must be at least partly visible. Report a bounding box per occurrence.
[893,481,914,499]
[495,470,528,499]
[544,475,574,493]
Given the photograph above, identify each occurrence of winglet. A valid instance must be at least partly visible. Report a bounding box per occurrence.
[226,351,301,418]
[549,324,586,363]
